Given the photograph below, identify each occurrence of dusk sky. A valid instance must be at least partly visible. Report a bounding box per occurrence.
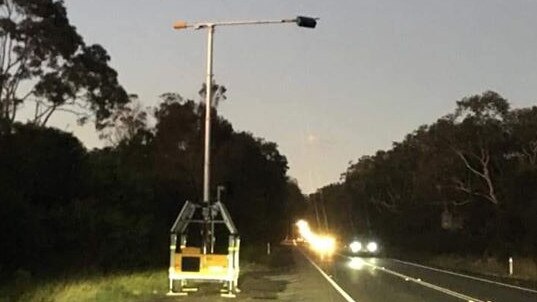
[58,0,537,193]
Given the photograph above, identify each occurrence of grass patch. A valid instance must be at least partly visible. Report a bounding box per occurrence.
[0,245,295,301]
[0,269,168,302]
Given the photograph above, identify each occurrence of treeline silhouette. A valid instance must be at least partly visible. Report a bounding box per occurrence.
[0,94,306,279]
[311,91,537,258]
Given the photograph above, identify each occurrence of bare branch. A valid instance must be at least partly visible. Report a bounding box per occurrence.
[18,89,33,103]
[480,147,490,166]
[453,149,486,178]
[452,177,498,205]
[41,103,58,126]
[9,99,16,122]
[5,55,23,73]
[5,0,12,16]
[521,141,537,165]
[0,34,12,107]
[33,100,40,121]
[481,161,498,204]
[453,178,473,195]
[0,35,9,72]
[33,99,54,122]
[531,141,537,153]
[5,33,13,72]
[55,106,89,117]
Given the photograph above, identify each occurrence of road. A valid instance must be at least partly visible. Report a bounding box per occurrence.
[301,249,537,302]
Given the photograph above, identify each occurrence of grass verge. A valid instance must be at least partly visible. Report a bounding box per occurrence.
[0,244,295,302]
[0,269,168,302]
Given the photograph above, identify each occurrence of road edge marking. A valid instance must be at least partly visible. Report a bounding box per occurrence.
[392,258,537,294]
[336,253,484,302]
[366,262,485,302]
[335,253,486,302]
[299,249,357,302]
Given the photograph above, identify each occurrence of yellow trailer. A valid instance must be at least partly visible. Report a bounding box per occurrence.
[167,200,240,297]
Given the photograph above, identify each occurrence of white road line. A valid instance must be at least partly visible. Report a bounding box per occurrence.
[360,259,486,302]
[392,258,537,295]
[299,249,357,302]
[334,253,486,302]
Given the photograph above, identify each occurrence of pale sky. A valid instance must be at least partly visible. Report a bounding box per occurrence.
[56,0,537,193]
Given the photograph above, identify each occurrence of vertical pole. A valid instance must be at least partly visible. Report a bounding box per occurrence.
[210,213,215,254]
[180,234,187,249]
[202,25,215,254]
[227,235,234,294]
[203,25,214,205]
[235,237,241,290]
[509,257,513,275]
[211,186,224,253]
[168,234,177,293]
[170,234,177,269]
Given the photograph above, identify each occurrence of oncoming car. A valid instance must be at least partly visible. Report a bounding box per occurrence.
[344,237,381,256]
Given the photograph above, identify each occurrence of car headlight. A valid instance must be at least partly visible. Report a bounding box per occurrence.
[366,241,378,252]
[349,241,362,253]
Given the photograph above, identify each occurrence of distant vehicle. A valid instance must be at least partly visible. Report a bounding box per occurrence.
[343,235,381,257]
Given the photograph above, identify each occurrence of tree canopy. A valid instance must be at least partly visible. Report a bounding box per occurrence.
[0,0,129,128]
[312,91,537,256]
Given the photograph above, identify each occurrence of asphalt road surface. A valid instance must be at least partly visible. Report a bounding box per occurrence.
[302,249,537,302]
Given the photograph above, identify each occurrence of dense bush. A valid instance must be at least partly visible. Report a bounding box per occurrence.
[0,96,306,279]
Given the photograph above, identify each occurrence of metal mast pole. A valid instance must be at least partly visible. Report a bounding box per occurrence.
[203,25,214,205]
[172,16,317,255]
[202,25,214,254]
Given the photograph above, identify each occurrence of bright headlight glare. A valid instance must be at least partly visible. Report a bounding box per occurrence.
[311,236,336,254]
[349,241,362,253]
[296,220,308,230]
[295,220,335,255]
[366,241,378,252]
[348,257,364,270]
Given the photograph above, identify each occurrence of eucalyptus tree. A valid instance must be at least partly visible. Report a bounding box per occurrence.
[446,91,511,205]
[0,0,128,128]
